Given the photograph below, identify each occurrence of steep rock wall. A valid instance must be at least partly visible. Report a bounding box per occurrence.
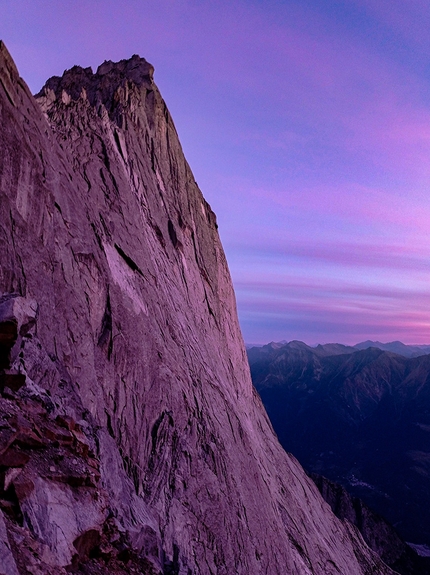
[0,41,395,574]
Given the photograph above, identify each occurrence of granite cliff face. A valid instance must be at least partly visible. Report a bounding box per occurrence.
[0,42,395,574]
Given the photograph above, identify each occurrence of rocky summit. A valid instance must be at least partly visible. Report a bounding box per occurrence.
[0,41,395,574]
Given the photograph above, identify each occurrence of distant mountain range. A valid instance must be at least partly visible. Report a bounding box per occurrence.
[246,339,430,358]
[354,340,430,358]
[247,340,430,550]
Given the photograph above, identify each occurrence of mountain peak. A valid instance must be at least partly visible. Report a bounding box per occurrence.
[96,53,154,80]
[35,54,155,119]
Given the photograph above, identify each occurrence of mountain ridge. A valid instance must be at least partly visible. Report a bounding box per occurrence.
[248,339,430,553]
[247,339,430,358]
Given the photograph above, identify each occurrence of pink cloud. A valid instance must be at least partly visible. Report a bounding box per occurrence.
[166,2,430,186]
[217,174,430,253]
[282,240,425,270]
[236,278,430,305]
[236,278,430,345]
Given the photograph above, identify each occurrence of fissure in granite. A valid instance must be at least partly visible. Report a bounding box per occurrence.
[0,41,396,574]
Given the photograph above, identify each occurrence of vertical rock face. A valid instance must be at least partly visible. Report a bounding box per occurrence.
[0,41,395,574]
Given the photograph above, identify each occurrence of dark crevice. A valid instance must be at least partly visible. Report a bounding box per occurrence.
[99,168,110,199]
[163,543,180,575]
[0,77,15,107]
[72,529,101,563]
[83,166,92,193]
[90,222,103,251]
[199,265,211,286]
[151,412,167,454]
[163,102,169,123]
[110,172,120,196]
[99,139,120,197]
[150,411,174,456]
[0,483,23,526]
[114,244,144,277]
[99,140,111,171]
[150,221,165,249]
[99,213,112,240]
[168,220,178,248]
[39,151,46,180]
[0,320,18,369]
[121,453,140,494]
[203,288,216,323]
[191,232,200,266]
[105,408,115,438]
[150,138,156,173]
[113,130,126,162]
[98,293,113,360]
[177,213,185,229]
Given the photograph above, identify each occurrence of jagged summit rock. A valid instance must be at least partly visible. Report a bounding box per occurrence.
[36,54,155,113]
[0,41,395,574]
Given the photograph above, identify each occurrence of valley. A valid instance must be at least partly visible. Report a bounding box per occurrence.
[248,340,430,551]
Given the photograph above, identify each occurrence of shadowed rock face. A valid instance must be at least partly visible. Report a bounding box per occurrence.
[310,473,430,575]
[0,41,395,574]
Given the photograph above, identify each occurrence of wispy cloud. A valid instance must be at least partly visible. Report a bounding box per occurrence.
[236,278,430,345]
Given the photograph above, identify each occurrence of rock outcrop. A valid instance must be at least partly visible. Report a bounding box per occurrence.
[0,41,396,574]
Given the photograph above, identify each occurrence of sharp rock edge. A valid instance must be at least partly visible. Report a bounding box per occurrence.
[0,41,395,574]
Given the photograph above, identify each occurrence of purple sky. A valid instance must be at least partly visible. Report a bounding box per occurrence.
[2,0,430,345]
